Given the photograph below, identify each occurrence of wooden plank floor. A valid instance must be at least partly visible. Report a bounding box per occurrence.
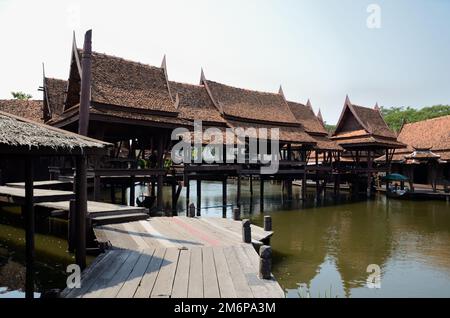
[0,185,74,204]
[62,217,284,298]
[63,245,284,298]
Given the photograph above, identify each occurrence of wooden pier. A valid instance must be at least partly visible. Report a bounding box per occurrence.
[62,217,285,298]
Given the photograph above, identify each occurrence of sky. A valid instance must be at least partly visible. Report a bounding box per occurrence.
[0,0,449,124]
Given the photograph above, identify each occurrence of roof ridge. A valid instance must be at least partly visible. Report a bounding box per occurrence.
[88,49,164,71]
[404,114,450,126]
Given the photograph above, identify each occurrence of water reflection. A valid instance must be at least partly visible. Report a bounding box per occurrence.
[1,180,450,297]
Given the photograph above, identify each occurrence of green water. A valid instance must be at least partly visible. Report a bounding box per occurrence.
[1,180,449,298]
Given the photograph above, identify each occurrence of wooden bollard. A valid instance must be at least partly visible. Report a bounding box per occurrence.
[233,207,241,221]
[242,219,251,243]
[259,245,272,279]
[189,203,196,218]
[264,215,272,231]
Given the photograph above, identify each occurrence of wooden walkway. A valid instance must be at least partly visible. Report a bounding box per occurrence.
[62,217,284,298]
[0,185,74,204]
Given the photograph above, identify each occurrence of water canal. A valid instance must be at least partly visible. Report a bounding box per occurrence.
[1,180,449,298]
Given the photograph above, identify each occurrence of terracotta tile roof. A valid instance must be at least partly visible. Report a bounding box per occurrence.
[310,134,343,151]
[226,119,316,144]
[287,101,328,134]
[204,80,298,124]
[397,115,450,153]
[44,77,67,118]
[351,104,396,138]
[0,100,43,122]
[168,81,226,125]
[88,51,177,114]
[336,135,405,148]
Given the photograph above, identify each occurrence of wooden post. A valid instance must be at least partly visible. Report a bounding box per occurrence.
[259,177,264,212]
[264,215,272,231]
[75,156,87,270]
[121,185,126,205]
[367,150,372,197]
[68,199,76,253]
[129,175,135,206]
[259,245,272,280]
[249,175,253,196]
[385,149,389,196]
[222,177,227,218]
[233,207,241,221]
[93,174,101,201]
[151,180,156,197]
[316,151,320,196]
[171,180,177,215]
[24,157,34,299]
[189,203,196,218]
[196,179,201,217]
[186,176,190,215]
[236,175,241,208]
[157,175,164,211]
[78,30,92,136]
[242,219,251,243]
[110,184,116,204]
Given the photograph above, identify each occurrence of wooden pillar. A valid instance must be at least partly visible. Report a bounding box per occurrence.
[151,180,156,197]
[93,174,101,201]
[367,150,372,197]
[75,156,87,270]
[222,177,227,218]
[315,151,320,196]
[249,175,253,196]
[185,176,190,215]
[385,149,389,196]
[68,199,76,253]
[196,179,201,216]
[157,139,164,211]
[110,184,116,204]
[171,180,177,215]
[129,175,135,206]
[121,185,126,205]
[24,157,34,299]
[260,177,264,212]
[78,30,92,136]
[236,175,241,208]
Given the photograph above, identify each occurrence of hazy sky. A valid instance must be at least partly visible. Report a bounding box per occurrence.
[0,0,449,124]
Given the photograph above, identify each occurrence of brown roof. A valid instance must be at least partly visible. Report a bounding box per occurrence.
[332,99,403,149]
[226,119,315,144]
[44,77,67,119]
[168,81,226,125]
[287,101,328,134]
[88,51,177,114]
[0,100,43,122]
[397,115,450,153]
[204,80,298,124]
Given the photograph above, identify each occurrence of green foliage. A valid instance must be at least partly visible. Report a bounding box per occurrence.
[324,123,336,134]
[380,105,450,132]
[11,91,32,100]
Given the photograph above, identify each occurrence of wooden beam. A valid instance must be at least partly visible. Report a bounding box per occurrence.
[24,157,34,299]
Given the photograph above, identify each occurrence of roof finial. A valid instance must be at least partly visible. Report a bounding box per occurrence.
[306,99,312,109]
[200,68,206,85]
[161,54,167,69]
[317,108,324,123]
[374,102,380,111]
[345,94,352,106]
[278,85,285,98]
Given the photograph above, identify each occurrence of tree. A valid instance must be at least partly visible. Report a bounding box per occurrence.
[11,91,32,100]
[380,105,450,132]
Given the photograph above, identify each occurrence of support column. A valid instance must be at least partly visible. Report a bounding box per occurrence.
[75,156,87,270]
[24,157,34,299]
[129,175,135,206]
[249,175,253,196]
[196,179,201,216]
[185,176,190,215]
[172,180,177,215]
[315,151,320,197]
[367,150,372,197]
[260,177,264,212]
[222,177,227,218]
[236,175,241,209]
[385,149,389,196]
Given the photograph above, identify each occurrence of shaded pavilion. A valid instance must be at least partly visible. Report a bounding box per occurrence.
[0,111,109,298]
[376,115,450,192]
[44,31,192,210]
[331,96,405,196]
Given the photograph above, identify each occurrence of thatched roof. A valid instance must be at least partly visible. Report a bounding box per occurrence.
[168,81,227,125]
[87,50,177,114]
[0,99,43,122]
[44,77,67,120]
[0,111,110,154]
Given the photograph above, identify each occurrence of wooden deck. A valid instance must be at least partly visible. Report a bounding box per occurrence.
[5,180,73,190]
[62,217,284,298]
[36,200,149,225]
[0,185,74,204]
